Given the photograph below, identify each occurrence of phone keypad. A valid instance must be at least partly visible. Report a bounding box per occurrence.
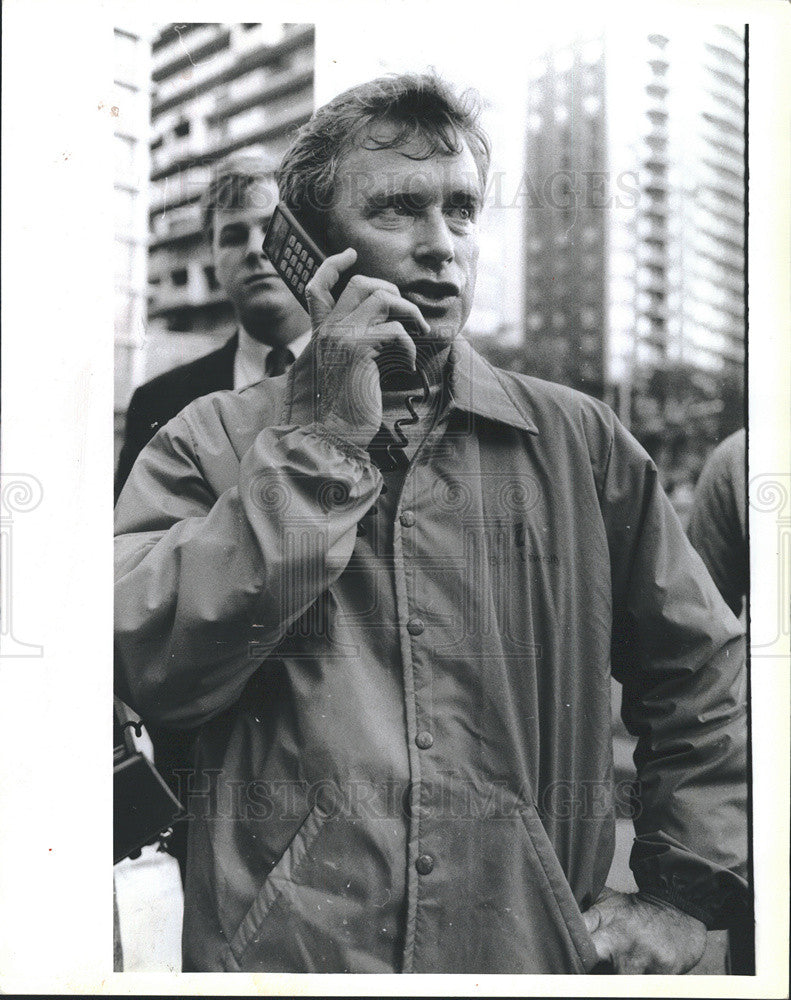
[273,233,318,304]
[263,205,327,311]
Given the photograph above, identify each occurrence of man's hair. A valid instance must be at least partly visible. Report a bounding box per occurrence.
[200,151,279,242]
[276,72,492,236]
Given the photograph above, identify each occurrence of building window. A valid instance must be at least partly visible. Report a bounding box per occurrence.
[528,311,543,331]
[582,225,599,246]
[171,268,188,287]
[581,333,599,354]
[581,307,598,328]
[583,95,601,115]
[204,265,219,291]
[174,119,191,138]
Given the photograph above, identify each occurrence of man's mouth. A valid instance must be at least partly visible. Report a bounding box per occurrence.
[245,271,280,286]
[402,280,460,314]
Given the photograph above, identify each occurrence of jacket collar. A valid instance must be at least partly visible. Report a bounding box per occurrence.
[446,337,538,434]
[281,334,539,435]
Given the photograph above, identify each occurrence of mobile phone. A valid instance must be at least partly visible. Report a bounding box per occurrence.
[263,203,431,471]
[262,203,326,313]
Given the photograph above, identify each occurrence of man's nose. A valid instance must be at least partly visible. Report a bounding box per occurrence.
[414,209,455,266]
[245,226,266,259]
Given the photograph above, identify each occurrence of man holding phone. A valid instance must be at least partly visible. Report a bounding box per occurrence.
[115,73,748,974]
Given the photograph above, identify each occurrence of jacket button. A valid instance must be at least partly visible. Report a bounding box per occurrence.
[415,854,434,875]
[400,510,416,527]
[407,618,424,636]
[415,731,434,749]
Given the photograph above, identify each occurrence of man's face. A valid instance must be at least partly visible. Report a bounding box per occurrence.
[211,177,307,344]
[326,135,483,344]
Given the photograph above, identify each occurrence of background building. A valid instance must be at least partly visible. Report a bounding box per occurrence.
[113,25,153,463]
[523,25,745,493]
[114,22,315,466]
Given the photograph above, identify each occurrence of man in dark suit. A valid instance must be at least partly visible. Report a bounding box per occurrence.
[115,153,311,498]
[115,153,311,881]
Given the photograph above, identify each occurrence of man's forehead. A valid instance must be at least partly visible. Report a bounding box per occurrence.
[335,137,482,198]
[213,177,278,218]
[214,202,275,228]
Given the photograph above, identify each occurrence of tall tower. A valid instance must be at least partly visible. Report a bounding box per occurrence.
[523,26,745,424]
[523,38,610,397]
[113,25,153,464]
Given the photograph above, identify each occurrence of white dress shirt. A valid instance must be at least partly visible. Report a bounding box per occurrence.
[233,326,312,390]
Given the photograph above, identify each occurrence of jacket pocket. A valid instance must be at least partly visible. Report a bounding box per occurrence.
[224,802,329,968]
[519,804,601,973]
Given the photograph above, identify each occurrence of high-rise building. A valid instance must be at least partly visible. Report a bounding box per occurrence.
[147,23,315,338]
[523,26,745,420]
[113,25,153,461]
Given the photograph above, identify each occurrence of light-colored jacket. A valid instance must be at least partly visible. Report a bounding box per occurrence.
[115,337,747,973]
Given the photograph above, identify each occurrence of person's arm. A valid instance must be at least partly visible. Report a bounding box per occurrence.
[687,435,746,618]
[115,412,382,729]
[586,412,748,971]
[115,248,430,731]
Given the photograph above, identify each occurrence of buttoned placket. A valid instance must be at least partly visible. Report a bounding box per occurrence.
[388,398,452,973]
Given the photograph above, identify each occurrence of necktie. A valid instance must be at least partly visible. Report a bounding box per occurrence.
[265,346,295,377]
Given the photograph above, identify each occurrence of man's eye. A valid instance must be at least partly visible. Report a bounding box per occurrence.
[449,205,475,222]
[373,203,413,224]
[219,229,246,246]
[383,201,414,217]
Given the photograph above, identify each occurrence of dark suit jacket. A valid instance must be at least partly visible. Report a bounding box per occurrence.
[115,333,237,882]
[115,334,238,500]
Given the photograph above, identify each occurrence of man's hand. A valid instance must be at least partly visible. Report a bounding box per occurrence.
[305,248,431,449]
[582,887,708,974]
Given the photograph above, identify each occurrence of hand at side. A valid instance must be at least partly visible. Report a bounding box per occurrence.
[582,887,708,974]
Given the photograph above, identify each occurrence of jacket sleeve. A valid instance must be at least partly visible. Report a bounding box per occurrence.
[687,436,747,618]
[600,414,748,929]
[114,412,382,729]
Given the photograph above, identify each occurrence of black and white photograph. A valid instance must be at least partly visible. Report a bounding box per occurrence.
[1,1,789,995]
